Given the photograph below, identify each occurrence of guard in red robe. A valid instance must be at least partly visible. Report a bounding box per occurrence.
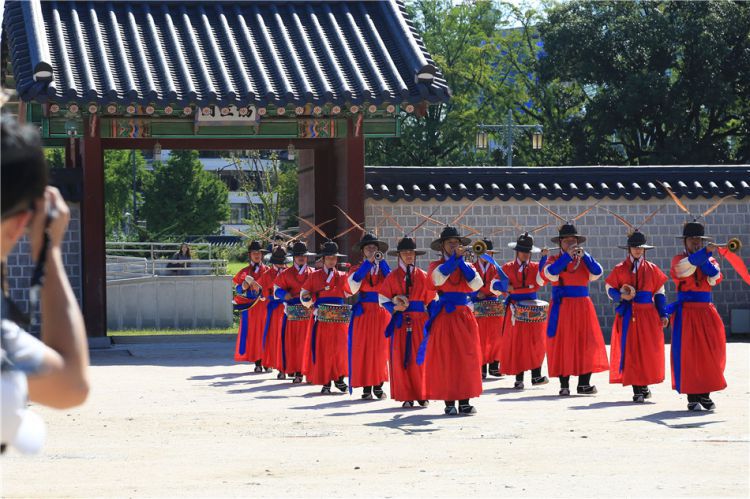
[417,226,484,415]
[378,237,435,408]
[605,231,669,402]
[542,224,609,396]
[260,247,289,378]
[471,238,507,379]
[669,222,726,411]
[493,233,550,389]
[273,241,315,384]
[347,233,392,399]
[301,240,352,394]
[233,241,270,372]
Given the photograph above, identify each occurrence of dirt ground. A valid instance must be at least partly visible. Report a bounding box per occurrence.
[3,336,749,498]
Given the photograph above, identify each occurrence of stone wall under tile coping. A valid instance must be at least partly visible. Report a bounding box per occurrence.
[366,198,750,339]
[4,204,82,333]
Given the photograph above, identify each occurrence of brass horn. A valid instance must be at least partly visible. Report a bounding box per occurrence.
[471,239,488,256]
[716,238,742,253]
[374,251,385,262]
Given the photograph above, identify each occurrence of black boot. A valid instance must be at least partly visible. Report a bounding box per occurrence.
[559,376,570,396]
[361,386,373,400]
[481,364,488,380]
[321,382,332,395]
[458,398,476,414]
[514,372,524,390]
[334,376,348,393]
[531,367,548,385]
[444,400,458,415]
[576,373,597,395]
[488,361,501,377]
[254,360,263,373]
[373,383,386,399]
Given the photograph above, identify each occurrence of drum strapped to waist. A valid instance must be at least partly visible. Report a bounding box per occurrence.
[473,300,506,318]
[512,300,549,323]
[286,304,312,321]
[317,303,352,323]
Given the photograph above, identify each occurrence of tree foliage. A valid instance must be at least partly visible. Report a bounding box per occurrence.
[367,0,749,166]
[141,150,230,237]
[539,0,750,164]
[103,150,149,238]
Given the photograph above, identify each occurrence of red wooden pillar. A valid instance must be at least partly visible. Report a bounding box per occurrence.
[312,142,338,252]
[334,117,365,260]
[80,117,107,337]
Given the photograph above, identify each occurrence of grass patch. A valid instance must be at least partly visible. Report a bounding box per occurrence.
[109,329,234,336]
[226,261,247,276]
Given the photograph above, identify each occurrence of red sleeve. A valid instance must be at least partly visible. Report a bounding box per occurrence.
[303,272,317,293]
[232,267,249,285]
[379,272,396,299]
[669,254,684,284]
[604,264,621,289]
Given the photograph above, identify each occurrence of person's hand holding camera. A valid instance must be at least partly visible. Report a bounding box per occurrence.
[28,187,70,263]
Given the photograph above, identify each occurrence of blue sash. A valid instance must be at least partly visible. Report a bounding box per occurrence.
[310,297,346,364]
[347,292,380,393]
[416,292,470,365]
[614,291,653,373]
[546,286,589,338]
[385,301,427,369]
[261,298,284,349]
[666,291,712,393]
[280,297,302,371]
[237,309,250,355]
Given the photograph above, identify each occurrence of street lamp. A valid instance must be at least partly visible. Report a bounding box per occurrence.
[477,109,543,166]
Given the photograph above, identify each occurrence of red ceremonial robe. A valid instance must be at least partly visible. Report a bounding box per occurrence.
[379,264,436,402]
[424,258,483,401]
[499,259,547,375]
[605,257,667,386]
[542,253,609,377]
[347,261,391,389]
[274,264,314,374]
[473,259,504,364]
[260,266,284,371]
[669,251,726,394]
[302,267,351,385]
[233,262,269,362]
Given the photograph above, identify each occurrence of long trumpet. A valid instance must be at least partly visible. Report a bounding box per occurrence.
[374,251,385,262]
[714,237,742,253]
[459,240,488,262]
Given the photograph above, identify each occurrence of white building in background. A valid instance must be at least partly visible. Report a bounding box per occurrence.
[150,150,286,235]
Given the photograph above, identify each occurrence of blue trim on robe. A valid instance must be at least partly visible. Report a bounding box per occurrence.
[546,286,589,338]
[385,301,427,369]
[666,291,712,393]
[614,291,653,373]
[347,292,380,393]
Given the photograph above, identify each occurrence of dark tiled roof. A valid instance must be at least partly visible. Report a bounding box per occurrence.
[365,166,750,201]
[4,1,450,107]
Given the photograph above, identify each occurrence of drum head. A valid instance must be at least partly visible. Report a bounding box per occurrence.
[518,300,548,307]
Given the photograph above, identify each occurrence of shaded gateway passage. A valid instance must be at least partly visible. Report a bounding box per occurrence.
[2,0,451,336]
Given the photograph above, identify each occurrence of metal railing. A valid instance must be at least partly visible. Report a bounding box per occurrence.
[105,243,227,281]
[105,241,214,260]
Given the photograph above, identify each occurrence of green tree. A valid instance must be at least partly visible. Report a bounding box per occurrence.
[367,0,514,166]
[277,161,298,229]
[538,0,750,164]
[141,150,230,236]
[104,150,148,238]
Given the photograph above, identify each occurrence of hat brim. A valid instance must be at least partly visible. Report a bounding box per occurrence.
[355,240,389,253]
[387,249,426,256]
[430,236,471,252]
[248,248,270,254]
[676,236,712,240]
[618,244,655,250]
[551,235,586,244]
[507,242,541,253]
[317,253,347,258]
[291,251,317,257]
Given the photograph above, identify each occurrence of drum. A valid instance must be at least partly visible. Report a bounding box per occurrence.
[286,304,312,321]
[473,299,506,318]
[513,300,549,323]
[317,304,352,323]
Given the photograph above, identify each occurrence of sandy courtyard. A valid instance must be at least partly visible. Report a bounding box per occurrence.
[3,336,749,498]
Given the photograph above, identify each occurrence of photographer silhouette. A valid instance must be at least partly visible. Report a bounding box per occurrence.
[1,114,90,454]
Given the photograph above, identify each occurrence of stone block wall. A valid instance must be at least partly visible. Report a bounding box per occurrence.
[4,204,82,331]
[365,197,750,338]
